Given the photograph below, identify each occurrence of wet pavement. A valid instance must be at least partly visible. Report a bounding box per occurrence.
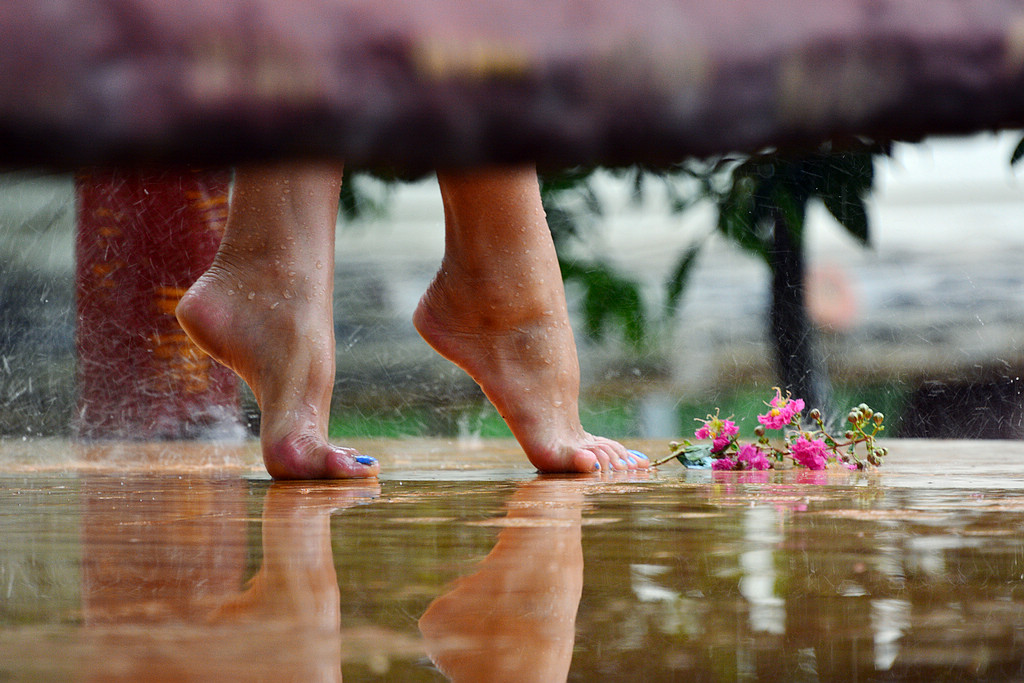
[3,438,1024,681]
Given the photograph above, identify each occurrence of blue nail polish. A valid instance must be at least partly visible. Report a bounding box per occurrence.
[628,449,649,460]
[594,461,601,470]
[356,456,377,466]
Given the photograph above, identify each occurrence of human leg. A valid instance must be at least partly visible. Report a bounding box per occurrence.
[176,162,379,479]
[414,167,648,472]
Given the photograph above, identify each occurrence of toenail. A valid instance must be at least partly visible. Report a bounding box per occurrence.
[628,449,649,460]
[594,461,601,470]
[355,456,377,466]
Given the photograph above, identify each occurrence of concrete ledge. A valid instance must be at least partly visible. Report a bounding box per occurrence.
[3,1,1024,168]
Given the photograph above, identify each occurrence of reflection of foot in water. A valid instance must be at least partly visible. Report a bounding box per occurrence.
[418,478,585,682]
[212,481,378,624]
[415,168,649,474]
[176,163,379,480]
[210,481,379,680]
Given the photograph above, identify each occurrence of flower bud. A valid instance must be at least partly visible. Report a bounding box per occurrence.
[754,425,766,438]
[873,412,884,425]
[809,408,821,421]
[847,412,859,424]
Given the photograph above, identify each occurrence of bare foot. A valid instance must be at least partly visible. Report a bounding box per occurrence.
[177,163,379,479]
[414,168,649,473]
[419,478,584,682]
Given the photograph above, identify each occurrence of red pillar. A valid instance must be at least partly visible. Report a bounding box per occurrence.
[74,169,242,440]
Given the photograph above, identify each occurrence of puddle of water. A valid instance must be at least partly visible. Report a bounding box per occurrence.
[2,439,1024,680]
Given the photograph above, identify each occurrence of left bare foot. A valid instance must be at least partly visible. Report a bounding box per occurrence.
[176,163,379,480]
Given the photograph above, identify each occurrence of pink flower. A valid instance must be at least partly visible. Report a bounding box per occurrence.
[695,414,738,453]
[790,436,828,470]
[712,457,737,471]
[757,388,805,430]
[711,435,731,453]
[737,443,771,471]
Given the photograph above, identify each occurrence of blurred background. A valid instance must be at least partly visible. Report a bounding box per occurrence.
[2,131,1023,444]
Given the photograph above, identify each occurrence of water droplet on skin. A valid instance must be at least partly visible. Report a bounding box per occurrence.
[316,261,323,270]
[227,290,235,296]
[248,292,256,300]
[270,302,280,310]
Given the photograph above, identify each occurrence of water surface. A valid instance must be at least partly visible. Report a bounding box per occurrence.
[2,438,1023,680]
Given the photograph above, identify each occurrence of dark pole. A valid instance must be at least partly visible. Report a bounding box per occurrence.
[768,210,832,416]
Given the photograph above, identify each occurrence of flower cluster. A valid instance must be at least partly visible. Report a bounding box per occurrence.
[659,388,887,471]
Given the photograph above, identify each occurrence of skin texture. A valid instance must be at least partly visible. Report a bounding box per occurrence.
[177,162,649,478]
[418,478,585,682]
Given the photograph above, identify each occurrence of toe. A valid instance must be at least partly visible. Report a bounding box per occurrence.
[628,449,651,469]
[325,449,380,479]
[266,432,380,479]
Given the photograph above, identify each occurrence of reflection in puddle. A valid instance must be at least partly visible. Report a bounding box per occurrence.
[738,506,784,636]
[871,598,910,671]
[3,440,1024,680]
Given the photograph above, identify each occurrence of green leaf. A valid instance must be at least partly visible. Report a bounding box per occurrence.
[1013,136,1024,167]
[811,151,874,245]
[665,244,702,315]
[671,443,713,469]
[822,192,870,245]
[561,259,646,346]
[716,175,769,262]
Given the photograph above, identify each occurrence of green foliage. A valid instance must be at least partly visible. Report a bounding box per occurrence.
[664,244,701,314]
[559,257,646,346]
[712,142,880,264]
[541,168,650,348]
[669,443,713,469]
[1012,135,1024,167]
[541,142,883,347]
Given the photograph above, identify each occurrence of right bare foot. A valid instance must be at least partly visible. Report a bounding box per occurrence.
[177,164,378,480]
[417,168,650,474]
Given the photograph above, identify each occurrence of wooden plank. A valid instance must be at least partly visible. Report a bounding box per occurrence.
[2,0,1024,170]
